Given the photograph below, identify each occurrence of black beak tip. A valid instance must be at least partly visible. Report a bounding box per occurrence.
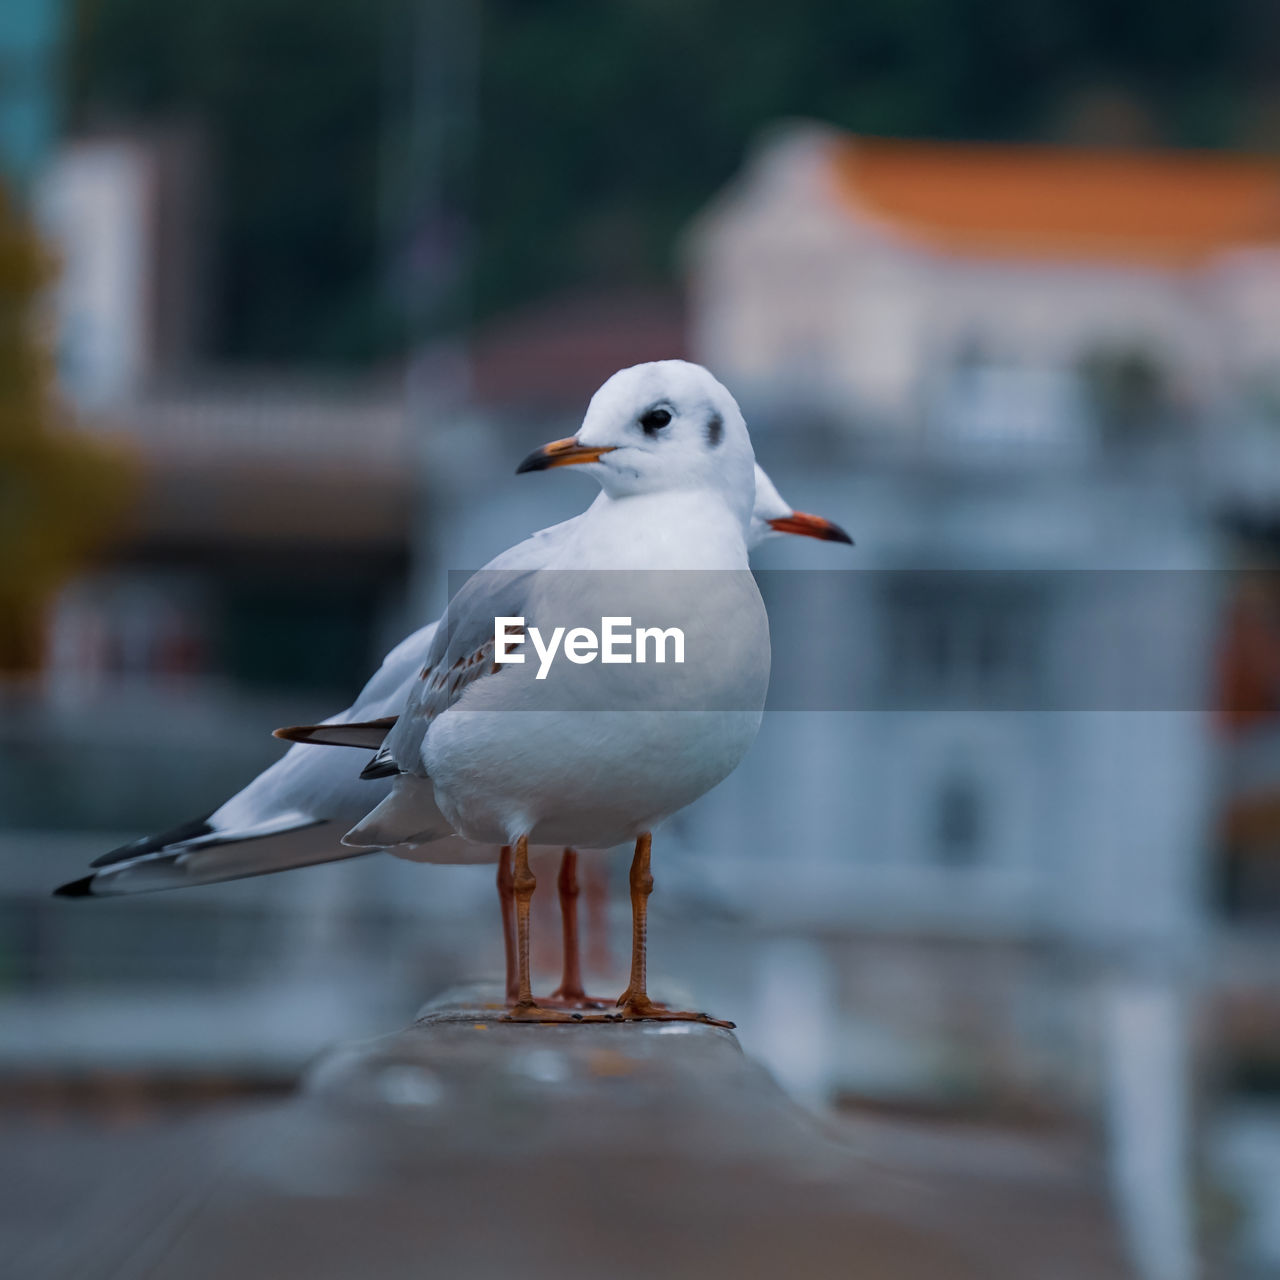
[830,523,855,546]
[515,450,548,475]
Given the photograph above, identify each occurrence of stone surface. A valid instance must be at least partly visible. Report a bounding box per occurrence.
[5,986,1135,1279]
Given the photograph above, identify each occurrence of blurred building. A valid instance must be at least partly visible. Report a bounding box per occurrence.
[688,122,1280,447]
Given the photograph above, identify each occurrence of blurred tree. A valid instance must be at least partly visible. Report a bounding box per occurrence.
[0,184,133,674]
[67,0,1265,364]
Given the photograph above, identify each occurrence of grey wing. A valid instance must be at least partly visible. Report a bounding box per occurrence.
[363,512,585,778]
[56,815,365,897]
[56,622,441,898]
[374,565,538,777]
[61,741,394,896]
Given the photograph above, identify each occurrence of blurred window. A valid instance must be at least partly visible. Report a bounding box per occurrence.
[938,361,1087,446]
[933,772,984,866]
[880,575,1045,707]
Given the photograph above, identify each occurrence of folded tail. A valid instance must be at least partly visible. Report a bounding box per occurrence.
[55,812,372,898]
[342,781,452,849]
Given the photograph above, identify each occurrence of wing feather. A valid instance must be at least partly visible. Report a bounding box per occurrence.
[382,567,535,773]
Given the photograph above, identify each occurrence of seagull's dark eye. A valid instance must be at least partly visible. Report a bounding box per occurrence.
[639,407,672,436]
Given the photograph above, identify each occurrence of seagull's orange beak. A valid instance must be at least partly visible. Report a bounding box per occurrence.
[768,511,854,544]
[516,436,617,474]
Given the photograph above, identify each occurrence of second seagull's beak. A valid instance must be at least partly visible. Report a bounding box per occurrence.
[768,511,854,544]
[516,437,617,474]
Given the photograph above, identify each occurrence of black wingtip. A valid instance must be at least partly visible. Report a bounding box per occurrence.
[53,876,95,899]
[91,812,215,868]
[360,757,401,781]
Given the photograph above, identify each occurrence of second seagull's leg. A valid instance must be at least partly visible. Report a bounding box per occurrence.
[553,849,584,998]
[616,832,733,1028]
[583,856,613,975]
[497,845,517,1005]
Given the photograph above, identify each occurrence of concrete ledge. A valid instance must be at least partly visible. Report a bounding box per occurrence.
[13,985,1136,1280]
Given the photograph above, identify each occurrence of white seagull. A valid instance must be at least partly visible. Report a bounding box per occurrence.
[341,359,775,1023]
[54,369,851,1015]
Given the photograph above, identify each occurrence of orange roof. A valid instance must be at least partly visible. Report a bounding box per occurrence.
[828,137,1280,265]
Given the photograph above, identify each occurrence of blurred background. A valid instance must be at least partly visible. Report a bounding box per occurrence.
[5,2,1280,1277]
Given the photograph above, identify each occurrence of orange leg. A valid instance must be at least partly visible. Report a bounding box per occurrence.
[583,856,613,975]
[615,833,733,1029]
[501,836,577,1023]
[496,846,517,1005]
[544,849,610,1010]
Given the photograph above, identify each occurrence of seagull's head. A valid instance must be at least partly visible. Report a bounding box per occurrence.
[748,465,854,550]
[517,360,757,524]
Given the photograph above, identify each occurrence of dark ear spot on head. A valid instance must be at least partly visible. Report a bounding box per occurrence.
[706,412,723,447]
